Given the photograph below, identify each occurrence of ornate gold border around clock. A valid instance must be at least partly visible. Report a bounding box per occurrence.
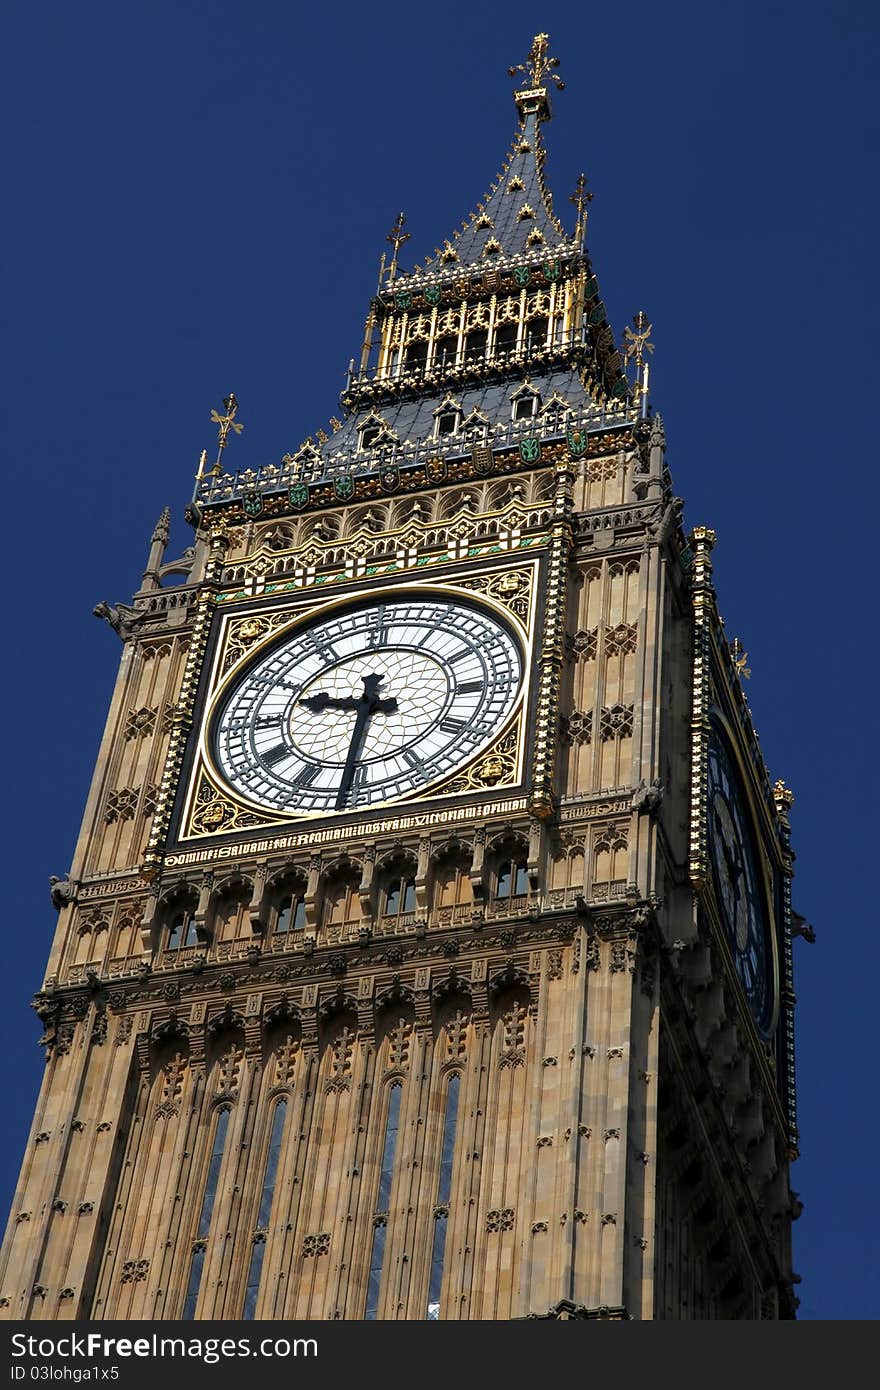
[175,561,539,841]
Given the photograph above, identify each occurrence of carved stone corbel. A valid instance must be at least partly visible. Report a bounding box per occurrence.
[248,863,268,935]
[527,818,542,890]
[415,835,431,912]
[193,872,214,945]
[139,888,159,954]
[188,1002,207,1075]
[359,844,376,918]
[244,993,263,1057]
[470,827,486,903]
[304,856,321,935]
[413,968,432,1032]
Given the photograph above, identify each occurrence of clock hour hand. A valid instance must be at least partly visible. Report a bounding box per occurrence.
[300,673,398,810]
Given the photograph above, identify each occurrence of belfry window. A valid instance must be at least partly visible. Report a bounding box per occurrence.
[365,1082,403,1319]
[493,322,518,358]
[433,335,458,369]
[496,860,529,899]
[243,1098,288,1319]
[182,1106,231,1319]
[525,317,549,353]
[360,422,382,450]
[405,339,428,373]
[464,330,487,364]
[167,912,198,951]
[426,1071,461,1318]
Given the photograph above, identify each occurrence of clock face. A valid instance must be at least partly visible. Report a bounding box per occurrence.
[707,720,776,1038]
[211,594,524,816]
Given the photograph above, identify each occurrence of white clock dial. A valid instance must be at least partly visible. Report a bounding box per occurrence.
[211,595,523,815]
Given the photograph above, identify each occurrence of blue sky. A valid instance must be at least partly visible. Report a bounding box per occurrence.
[2,1,878,1319]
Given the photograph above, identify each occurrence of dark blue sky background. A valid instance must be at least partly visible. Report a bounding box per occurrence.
[2,1,877,1319]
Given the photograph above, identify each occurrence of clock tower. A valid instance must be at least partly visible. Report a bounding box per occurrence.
[0,35,803,1320]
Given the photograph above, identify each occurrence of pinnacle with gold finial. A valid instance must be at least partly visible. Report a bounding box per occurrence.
[210,393,244,471]
[384,211,411,284]
[730,638,751,680]
[570,172,593,245]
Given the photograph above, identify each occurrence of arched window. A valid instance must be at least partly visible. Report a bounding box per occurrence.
[167,911,198,951]
[322,866,361,930]
[426,1071,461,1319]
[243,1099,288,1319]
[496,859,529,900]
[435,861,470,907]
[182,1106,230,1319]
[385,876,416,916]
[365,1082,403,1320]
[275,893,306,934]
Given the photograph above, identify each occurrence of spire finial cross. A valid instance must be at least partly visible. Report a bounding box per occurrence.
[508,33,565,91]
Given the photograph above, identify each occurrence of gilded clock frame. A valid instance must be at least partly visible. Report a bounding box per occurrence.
[174,559,539,840]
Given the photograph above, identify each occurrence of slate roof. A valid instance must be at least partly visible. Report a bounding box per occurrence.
[406,105,572,276]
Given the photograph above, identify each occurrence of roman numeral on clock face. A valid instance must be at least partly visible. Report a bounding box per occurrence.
[262,743,290,767]
[455,679,484,695]
[440,716,467,734]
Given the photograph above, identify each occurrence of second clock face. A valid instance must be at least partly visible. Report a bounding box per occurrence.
[211,595,524,815]
[707,721,776,1038]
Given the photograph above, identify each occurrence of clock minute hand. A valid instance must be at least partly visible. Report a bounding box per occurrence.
[300,673,398,810]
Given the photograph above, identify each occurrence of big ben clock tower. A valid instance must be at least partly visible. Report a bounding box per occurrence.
[0,35,803,1320]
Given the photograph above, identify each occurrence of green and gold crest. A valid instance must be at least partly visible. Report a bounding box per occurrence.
[289,481,309,510]
[242,491,263,518]
[566,427,588,458]
[334,475,355,502]
[519,438,541,464]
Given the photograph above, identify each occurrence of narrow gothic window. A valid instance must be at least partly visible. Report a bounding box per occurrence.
[365,1082,403,1319]
[167,912,197,951]
[496,860,529,899]
[275,895,305,934]
[243,1098,288,1319]
[182,1106,230,1319]
[426,1071,461,1318]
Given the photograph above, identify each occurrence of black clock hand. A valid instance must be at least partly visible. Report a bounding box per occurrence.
[301,673,398,809]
